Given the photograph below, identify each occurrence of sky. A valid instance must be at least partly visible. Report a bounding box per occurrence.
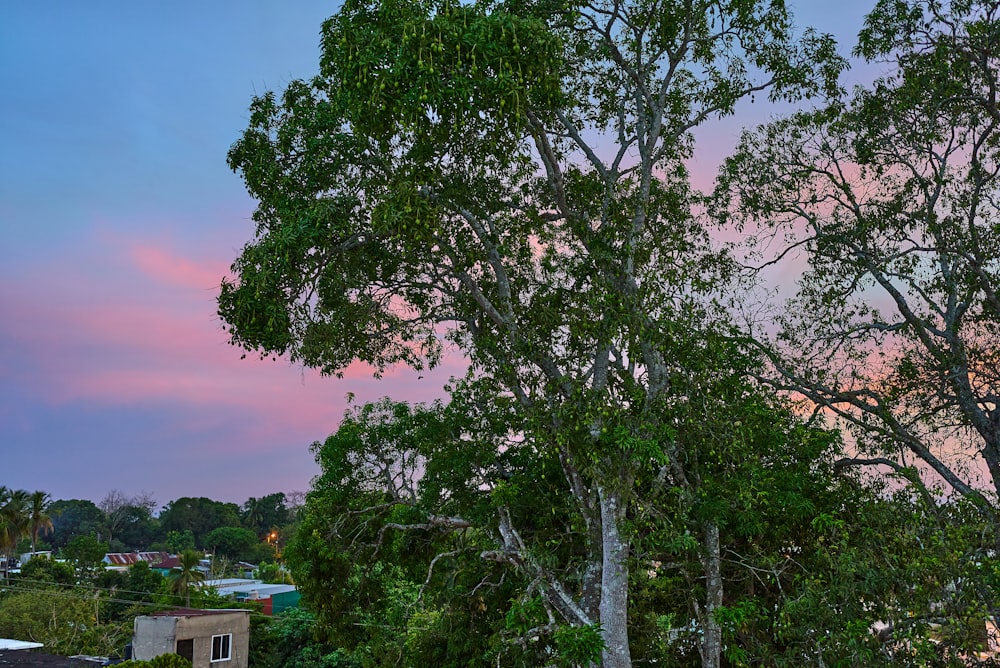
[1,1,875,507]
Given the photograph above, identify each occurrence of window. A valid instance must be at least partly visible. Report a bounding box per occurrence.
[211,633,232,663]
[175,639,193,661]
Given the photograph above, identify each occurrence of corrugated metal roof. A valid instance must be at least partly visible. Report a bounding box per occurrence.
[103,552,169,566]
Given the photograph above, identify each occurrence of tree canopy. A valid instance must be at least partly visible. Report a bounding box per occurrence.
[220,0,1000,665]
[718,0,1000,517]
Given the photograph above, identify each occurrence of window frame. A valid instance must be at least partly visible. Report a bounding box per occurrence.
[210,633,232,663]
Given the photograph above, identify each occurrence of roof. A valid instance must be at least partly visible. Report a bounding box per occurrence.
[201,578,262,590]
[103,552,169,566]
[0,639,44,650]
[0,650,99,666]
[225,583,298,598]
[149,608,251,618]
[151,556,181,569]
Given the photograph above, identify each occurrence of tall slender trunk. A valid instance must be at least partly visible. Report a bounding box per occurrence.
[699,521,723,668]
[598,484,631,668]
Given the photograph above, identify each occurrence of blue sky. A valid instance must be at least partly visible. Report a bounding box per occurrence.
[0,1,875,506]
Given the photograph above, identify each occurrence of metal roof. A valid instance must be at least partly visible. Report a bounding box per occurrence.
[0,639,44,650]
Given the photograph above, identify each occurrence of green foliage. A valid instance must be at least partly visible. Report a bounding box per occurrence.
[206,526,259,561]
[117,654,193,668]
[251,608,358,668]
[159,498,241,548]
[255,562,291,584]
[0,488,30,570]
[63,534,108,574]
[216,0,988,664]
[17,555,75,585]
[166,550,206,607]
[241,493,292,539]
[97,561,166,622]
[114,504,159,550]
[286,397,567,664]
[554,624,605,667]
[48,499,104,549]
[0,589,129,656]
[158,529,196,554]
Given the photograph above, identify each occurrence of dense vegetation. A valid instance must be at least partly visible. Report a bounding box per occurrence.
[0,488,299,661]
[218,0,1000,666]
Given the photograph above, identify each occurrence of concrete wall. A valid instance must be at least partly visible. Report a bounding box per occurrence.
[133,616,180,662]
[133,611,251,668]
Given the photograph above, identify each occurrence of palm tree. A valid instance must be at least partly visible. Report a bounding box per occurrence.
[0,489,29,578]
[168,550,206,607]
[27,491,53,555]
[241,497,264,537]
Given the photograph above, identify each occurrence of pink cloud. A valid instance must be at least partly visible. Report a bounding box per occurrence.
[129,243,230,290]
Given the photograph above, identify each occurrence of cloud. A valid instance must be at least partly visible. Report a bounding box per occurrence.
[1,222,461,438]
[130,243,228,290]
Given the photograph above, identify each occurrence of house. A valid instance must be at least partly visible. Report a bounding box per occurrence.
[103,552,169,571]
[200,578,300,615]
[0,639,103,666]
[151,555,212,577]
[227,584,300,615]
[19,550,53,566]
[132,609,251,668]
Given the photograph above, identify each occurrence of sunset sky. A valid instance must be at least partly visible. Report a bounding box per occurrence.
[1,1,873,507]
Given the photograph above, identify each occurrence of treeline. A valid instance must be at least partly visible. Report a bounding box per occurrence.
[0,488,305,662]
[1,488,301,564]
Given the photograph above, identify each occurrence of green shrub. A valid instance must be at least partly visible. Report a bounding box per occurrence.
[117,653,193,668]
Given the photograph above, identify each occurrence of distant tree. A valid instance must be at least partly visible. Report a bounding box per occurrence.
[99,490,157,546]
[127,561,165,597]
[241,493,290,539]
[254,562,291,585]
[63,534,108,578]
[206,526,258,562]
[48,499,105,548]
[168,550,206,607]
[159,498,241,547]
[241,497,264,536]
[115,505,159,551]
[27,491,53,555]
[17,555,75,585]
[155,529,197,555]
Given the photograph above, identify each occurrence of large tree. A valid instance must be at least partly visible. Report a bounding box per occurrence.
[98,489,157,548]
[48,498,105,548]
[718,0,1000,518]
[159,497,241,548]
[220,0,841,665]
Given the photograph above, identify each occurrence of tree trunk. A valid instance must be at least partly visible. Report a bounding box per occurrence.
[598,484,631,668]
[699,521,723,668]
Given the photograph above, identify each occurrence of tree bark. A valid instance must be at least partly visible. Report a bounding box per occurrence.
[599,484,632,668]
[699,521,723,668]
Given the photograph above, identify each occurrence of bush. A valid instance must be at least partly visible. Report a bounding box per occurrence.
[117,653,193,668]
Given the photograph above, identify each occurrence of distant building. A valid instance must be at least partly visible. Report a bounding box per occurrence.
[18,551,53,566]
[201,578,300,615]
[103,552,169,571]
[132,609,251,668]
